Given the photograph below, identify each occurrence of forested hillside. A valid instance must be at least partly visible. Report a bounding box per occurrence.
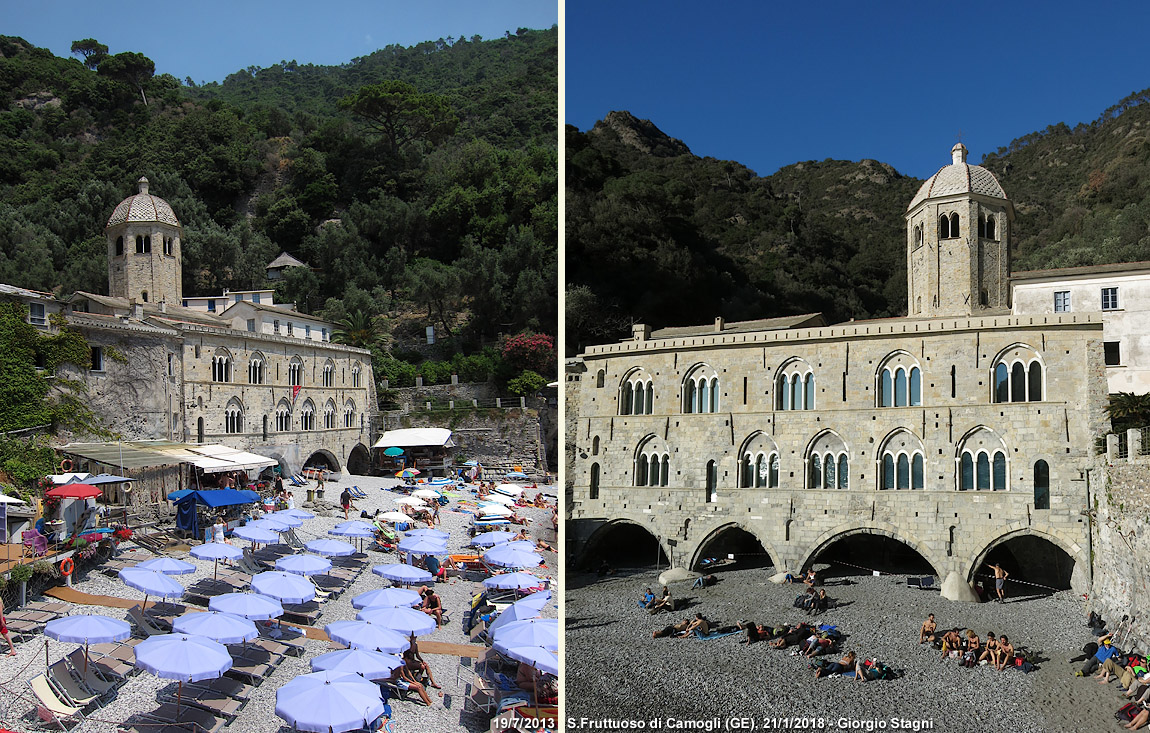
[567,92,1150,354]
[0,29,557,385]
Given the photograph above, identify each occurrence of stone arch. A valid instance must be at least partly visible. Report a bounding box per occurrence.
[966,526,1087,591]
[304,448,341,474]
[689,521,780,570]
[581,518,670,567]
[347,443,371,475]
[799,521,944,577]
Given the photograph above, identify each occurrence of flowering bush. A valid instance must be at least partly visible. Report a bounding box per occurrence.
[501,333,555,376]
[113,525,133,541]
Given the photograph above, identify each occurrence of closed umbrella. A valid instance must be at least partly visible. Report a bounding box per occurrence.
[119,567,185,609]
[356,606,436,637]
[483,572,544,590]
[276,554,332,576]
[471,531,517,548]
[309,648,404,680]
[45,615,130,676]
[233,525,279,544]
[492,618,558,652]
[404,528,449,542]
[190,542,243,581]
[324,620,410,654]
[208,593,283,620]
[172,611,257,644]
[275,670,385,733]
[372,564,432,585]
[305,538,356,557]
[134,634,232,721]
[251,571,316,604]
[351,588,422,610]
[397,537,447,555]
[136,557,196,575]
[483,545,544,569]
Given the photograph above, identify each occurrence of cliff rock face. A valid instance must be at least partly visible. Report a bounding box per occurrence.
[590,111,691,157]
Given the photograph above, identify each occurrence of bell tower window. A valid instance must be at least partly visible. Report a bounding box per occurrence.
[950,213,959,238]
[115,236,124,256]
[939,215,950,239]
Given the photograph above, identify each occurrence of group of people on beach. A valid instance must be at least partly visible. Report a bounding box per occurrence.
[1074,619,1150,729]
[919,613,1020,671]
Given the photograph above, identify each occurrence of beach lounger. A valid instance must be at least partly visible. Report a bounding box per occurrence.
[64,649,118,695]
[225,658,273,685]
[280,601,322,625]
[47,660,104,709]
[140,702,226,733]
[5,617,42,640]
[159,684,243,720]
[29,674,86,728]
[25,601,70,615]
[187,676,253,701]
[128,605,167,636]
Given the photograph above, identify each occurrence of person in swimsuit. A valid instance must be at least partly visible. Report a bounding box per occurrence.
[919,613,937,644]
[979,632,998,664]
[815,651,857,678]
[939,629,963,660]
[420,588,444,627]
[989,562,1009,603]
[996,635,1015,671]
[402,635,441,690]
[675,613,710,639]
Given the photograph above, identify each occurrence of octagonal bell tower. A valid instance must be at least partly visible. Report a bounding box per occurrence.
[105,177,182,304]
[905,144,1014,317]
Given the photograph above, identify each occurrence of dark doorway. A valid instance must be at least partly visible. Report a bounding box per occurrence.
[694,527,773,571]
[810,533,935,578]
[978,535,1074,593]
[347,445,371,475]
[585,522,668,569]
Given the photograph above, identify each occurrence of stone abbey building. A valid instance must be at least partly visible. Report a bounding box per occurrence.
[568,144,1113,600]
[12,178,375,487]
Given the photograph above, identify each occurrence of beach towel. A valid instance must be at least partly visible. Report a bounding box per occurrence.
[693,630,742,641]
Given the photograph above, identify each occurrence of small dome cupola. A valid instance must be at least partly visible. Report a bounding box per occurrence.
[137,176,149,194]
[951,142,968,165]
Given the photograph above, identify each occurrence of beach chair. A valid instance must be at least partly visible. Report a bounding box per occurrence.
[159,684,243,720]
[188,676,253,701]
[139,702,226,733]
[29,674,85,728]
[127,605,166,637]
[22,528,48,558]
[47,660,103,708]
[64,649,118,695]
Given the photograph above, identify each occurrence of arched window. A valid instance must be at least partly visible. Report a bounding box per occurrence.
[288,357,303,387]
[141,291,148,303]
[197,417,204,443]
[351,363,361,388]
[896,454,910,490]
[682,365,718,414]
[621,382,634,415]
[992,346,1044,403]
[958,427,1008,491]
[637,455,648,486]
[986,216,996,241]
[823,453,836,489]
[809,455,822,489]
[275,400,292,432]
[595,370,605,388]
[343,400,356,428]
[620,370,654,416]
[803,373,815,410]
[881,430,925,490]
[592,436,600,456]
[262,414,268,440]
[1034,460,1050,509]
[912,454,924,490]
[636,436,671,488]
[645,382,654,413]
[939,215,950,239]
[776,359,814,411]
[224,401,244,434]
[976,453,990,490]
[211,351,232,383]
[960,453,974,491]
[322,360,335,387]
[992,451,1006,491]
[323,400,336,429]
[790,374,801,410]
[882,454,895,490]
[739,432,780,489]
[878,353,922,408]
[248,354,265,385]
[808,432,848,489]
[771,454,780,488]
[300,400,315,431]
[115,236,124,256]
[950,213,959,238]
[590,463,600,499]
[978,214,986,238]
[660,455,670,487]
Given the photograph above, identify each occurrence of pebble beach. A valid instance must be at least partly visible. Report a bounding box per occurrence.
[0,473,558,733]
[566,565,1129,733]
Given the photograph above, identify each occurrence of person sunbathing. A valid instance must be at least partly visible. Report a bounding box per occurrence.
[815,651,857,679]
[995,635,1015,672]
[737,620,769,644]
[649,586,673,614]
[803,633,835,658]
[403,636,441,690]
[806,589,829,616]
[770,624,810,649]
[653,619,691,638]
[675,613,710,639]
[385,663,433,706]
[919,614,937,644]
[515,529,530,542]
[638,588,656,609]
[939,629,963,660]
[979,632,998,664]
[535,539,554,553]
[533,493,547,508]
[692,574,718,589]
[1123,702,1150,731]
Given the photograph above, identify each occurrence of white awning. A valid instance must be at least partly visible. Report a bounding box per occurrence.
[372,428,455,449]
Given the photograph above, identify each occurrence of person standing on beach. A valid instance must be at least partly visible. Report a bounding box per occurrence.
[989,562,1009,602]
[0,596,16,655]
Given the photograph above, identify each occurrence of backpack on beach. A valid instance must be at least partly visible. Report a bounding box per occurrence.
[1117,703,1139,722]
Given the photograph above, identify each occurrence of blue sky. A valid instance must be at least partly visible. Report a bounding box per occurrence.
[7,0,557,85]
[567,1,1150,179]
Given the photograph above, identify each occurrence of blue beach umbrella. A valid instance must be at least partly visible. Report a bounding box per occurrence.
[483,572,544,591]
[276,554,333,576]
[306,538,356,557]
[499,644,558,676]
[208,592,283,620]
[248,518,290,533]
[471,531,517,548]
[396,536,447,555]
[483,545,544,569]
[492,618,558,652]
[136,557,196,575]
[134,633,232,720]
[263,513,302,528]
[372,564,432,585]
[329,522,375,538]
[404,528,449,542]
[487,600,542,636]
[172,611,258,644]
[505,471,529,480]
[233,525,279,544]
[276,508,315,520]
[309,648,404,680]
[275,670,385,733]
[514,589,553,612]
[324,620,410,654]
[356,606,437,637]
[119,567,185,608]
[45,614,131,675]
[351,588,422,610]
[251,571,316,604]
[189,542,243,581]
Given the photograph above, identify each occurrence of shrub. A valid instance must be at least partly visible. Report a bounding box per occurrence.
[10,564,33,583]
[507,370,546,396]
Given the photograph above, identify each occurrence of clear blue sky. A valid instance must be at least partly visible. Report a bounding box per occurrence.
[567,1,1150,179]
[7,0,557,85]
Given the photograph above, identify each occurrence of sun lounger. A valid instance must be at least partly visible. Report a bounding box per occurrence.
[280,601,322,625]
[187,676,253,701]
[30,674,86,727]
[47,660,103,708]
[128,605,167,636]
[5,617,42,639]
[159,684,243,720]
[64,649,118,695]
[140,702,226,733]
[25,601,71,615]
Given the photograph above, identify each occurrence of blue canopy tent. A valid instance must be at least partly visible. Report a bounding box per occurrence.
[174,489,260,538]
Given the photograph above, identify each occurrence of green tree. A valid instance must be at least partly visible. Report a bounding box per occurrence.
[406,258,460,339]
[70,38,108,70]
[340,81,458,154]
[97,51,155,105]
[332,310,383,349]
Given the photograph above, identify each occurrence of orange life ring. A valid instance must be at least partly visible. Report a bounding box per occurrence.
[60,459,73,473]
[59,557,75,576]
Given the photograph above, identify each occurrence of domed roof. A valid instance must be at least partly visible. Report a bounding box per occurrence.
[105,177,180,228]
[907,144,1007,211]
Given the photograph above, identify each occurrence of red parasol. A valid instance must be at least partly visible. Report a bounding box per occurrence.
[46,484,101,499]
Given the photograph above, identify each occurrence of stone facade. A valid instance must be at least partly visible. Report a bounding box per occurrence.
[568,146,1110,600]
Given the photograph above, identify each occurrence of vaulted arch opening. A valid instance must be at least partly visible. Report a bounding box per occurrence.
[347,444,371,475]
[807,531,935,578]
[305,449,340,474]
[973,533,1075,595]
[583,521,668,568]
[693,526,774,571]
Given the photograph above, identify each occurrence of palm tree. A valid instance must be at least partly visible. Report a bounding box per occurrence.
[332,311,383,349]
[1105,392,1150,432]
